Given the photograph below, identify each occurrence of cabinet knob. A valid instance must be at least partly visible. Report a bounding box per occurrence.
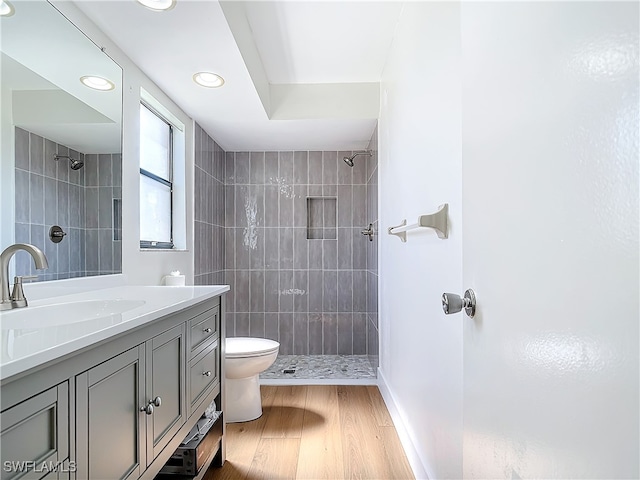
[140,404,154,415]
[202,371,212,377]
[203,328,212,334]
[151,396,162,407]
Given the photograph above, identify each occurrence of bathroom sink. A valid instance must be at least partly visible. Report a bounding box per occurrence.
[0,299,146,330]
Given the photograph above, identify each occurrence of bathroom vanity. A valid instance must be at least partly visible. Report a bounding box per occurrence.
[0,284,227,480]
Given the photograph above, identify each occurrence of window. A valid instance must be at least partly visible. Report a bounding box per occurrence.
[139,103,173,248]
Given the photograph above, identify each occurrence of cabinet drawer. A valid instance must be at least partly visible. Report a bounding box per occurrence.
[189,343,218,407]
[0,383,68,480]
[188,306,219,356]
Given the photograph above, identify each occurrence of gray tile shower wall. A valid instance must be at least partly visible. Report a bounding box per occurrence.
[366,126,379,371]
[84,153,122,277]
[13,127,121,280]
[225,146,374,356]
[194,123,226,286]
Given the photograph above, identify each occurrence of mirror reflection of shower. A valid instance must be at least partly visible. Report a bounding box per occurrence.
[343,151,372,167]
[54,154,84,170]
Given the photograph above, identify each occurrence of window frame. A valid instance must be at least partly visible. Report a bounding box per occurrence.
[139,102,175,249]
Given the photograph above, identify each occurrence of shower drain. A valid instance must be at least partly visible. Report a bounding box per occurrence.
[282,368,296,374]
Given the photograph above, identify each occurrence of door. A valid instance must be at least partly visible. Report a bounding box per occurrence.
[145,324,186,463]
[76,346,146,480]
[461,2,639,478]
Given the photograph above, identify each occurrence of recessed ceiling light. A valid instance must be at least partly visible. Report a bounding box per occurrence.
[0,1,15,17]
[136,0,176,12]
[80,75,115,91]
[193,72,225,88]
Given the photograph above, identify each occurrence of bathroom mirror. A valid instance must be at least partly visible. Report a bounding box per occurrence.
[0,0,123,280]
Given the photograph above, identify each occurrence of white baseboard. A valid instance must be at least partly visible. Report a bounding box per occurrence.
[377,368,431,480]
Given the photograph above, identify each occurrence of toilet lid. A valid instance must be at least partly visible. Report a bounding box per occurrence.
[226,337,280,358]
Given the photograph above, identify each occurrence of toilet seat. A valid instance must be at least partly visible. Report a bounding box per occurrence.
[226,337,279,359]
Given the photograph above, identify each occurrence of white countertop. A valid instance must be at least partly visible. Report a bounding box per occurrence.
[0,284,229,381]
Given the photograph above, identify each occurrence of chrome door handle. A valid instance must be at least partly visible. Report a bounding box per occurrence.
[151,396,161,407]
[442,289,476,318]
[203,328,212,334]
[202,371,212,377]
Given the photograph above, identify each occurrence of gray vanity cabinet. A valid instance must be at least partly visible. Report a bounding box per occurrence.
[75,324,187,480]
[1,294,224,480]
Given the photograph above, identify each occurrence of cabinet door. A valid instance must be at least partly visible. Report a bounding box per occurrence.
[0,383,68,480]
[145,324,186,464]
[75,346,146,480]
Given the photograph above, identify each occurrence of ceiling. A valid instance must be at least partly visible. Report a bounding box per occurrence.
[73,0,403,152]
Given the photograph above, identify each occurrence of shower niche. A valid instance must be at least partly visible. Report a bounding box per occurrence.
[306,197,337,240]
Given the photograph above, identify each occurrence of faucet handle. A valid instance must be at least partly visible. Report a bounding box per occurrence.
[15,275,38,283]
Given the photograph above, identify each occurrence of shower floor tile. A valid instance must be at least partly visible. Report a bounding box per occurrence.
[261,355,376,380]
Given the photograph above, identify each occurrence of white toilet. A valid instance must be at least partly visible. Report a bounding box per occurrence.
[225,337,279,423]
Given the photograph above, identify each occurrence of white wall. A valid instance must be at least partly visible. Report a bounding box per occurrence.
[379,2,639,479]
[378,3,463,479]
[51,1,195,286]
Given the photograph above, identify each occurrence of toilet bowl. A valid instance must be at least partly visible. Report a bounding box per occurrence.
[225,337,279,423]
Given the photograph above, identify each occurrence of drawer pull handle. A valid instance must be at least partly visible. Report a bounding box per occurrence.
[203,328,212,334]
[151,396,162,407]
[140,404,154,415]
[202,371,212,377]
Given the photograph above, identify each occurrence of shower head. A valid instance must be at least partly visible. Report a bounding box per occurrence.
[69,158,84,170]
[342,151,372,168]
[54,155,84,170]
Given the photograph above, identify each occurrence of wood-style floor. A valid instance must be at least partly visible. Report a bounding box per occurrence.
[204,385,414,480]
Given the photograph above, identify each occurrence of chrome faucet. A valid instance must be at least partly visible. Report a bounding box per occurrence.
[0,243,48,311]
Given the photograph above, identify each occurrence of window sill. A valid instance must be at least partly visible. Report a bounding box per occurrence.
[139,248,189,253]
